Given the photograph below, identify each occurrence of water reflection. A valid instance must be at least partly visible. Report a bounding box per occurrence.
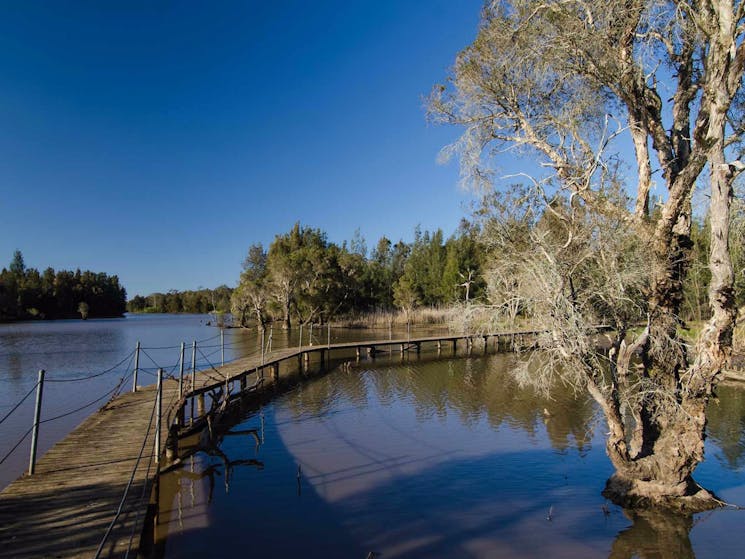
[283,355,597,456]
[706,383,745,469]
[149,352,745,558]
[610,510,694,559]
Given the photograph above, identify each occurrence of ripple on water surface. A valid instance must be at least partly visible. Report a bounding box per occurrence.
[151,354,745,559]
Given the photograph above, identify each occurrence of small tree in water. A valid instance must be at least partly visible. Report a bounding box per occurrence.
[431,1,745,510]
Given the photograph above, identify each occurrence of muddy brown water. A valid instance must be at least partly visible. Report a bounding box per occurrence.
[147,351,745,559]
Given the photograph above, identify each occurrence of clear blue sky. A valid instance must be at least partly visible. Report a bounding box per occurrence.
[0,0,483,296]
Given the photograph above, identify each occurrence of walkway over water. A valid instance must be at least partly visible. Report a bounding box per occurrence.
[0,330,539,558]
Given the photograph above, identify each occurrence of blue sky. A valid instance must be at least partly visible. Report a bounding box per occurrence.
[0,1,484,296]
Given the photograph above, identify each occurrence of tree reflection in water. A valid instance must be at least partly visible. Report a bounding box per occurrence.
[706,382,745,469]
[610,510,694,559]
[148,352,745,558]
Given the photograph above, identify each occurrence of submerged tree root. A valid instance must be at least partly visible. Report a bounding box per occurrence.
[602,474,725,513]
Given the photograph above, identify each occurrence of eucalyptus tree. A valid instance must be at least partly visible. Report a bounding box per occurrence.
[431,0,745,509]
[232,243,269,329]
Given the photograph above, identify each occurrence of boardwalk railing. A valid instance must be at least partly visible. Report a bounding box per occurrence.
[0,325,569,558]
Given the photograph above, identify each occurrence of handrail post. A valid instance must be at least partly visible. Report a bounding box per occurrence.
[261,328,266,365]
[220,329,225,367]
[28,369,45,475]
[155,368,163,467]
[190,340,197,425]
[191,341,197,392]
[178,342,185,399]
[327,322,331,349]
[132,341,141,393]
[299,323,303,349]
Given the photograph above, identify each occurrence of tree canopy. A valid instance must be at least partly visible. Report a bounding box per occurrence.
[0,251,127,321]
[431,0,745,510]
[230,222,486,329]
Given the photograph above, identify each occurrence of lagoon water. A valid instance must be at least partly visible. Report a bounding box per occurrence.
[2,315,744,557]
[0,314,444,489]
[151,352,745,559]
[0,314,238,488]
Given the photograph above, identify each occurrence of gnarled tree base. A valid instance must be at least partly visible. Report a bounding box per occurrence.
[602,474,722,513]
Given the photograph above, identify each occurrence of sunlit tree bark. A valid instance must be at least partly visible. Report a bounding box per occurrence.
[431,0,745,509]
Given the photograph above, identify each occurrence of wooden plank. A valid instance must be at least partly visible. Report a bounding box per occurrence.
[0,330,543,558]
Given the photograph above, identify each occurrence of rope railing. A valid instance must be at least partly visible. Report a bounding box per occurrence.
[0,382,39,427]
[94,372,160,559]
[0,425,35,466]
[0,331,235,475]
[0,349,138,469]
[45,350,136,383]
[40,372,132,426]
[2,327,554,556]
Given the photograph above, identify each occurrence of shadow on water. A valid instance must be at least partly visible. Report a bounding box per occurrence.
[143,350,745,558]
[142,398,369,558]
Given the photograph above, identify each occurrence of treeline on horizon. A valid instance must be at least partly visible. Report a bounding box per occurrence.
[126,221,483,325]
[0,250,127,321]
[126,205,740,332]
[126,286,233,315]
[230,221,484,329]
[227,206,741,331]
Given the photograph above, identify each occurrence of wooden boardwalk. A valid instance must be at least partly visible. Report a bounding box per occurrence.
[0,331,533,558]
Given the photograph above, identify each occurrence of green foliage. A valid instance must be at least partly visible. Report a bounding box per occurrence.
[231,221,486,327]
[0,251,127,321]
[127,286,233,315]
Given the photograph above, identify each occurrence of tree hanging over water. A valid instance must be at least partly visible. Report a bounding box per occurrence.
[430,0,745,510]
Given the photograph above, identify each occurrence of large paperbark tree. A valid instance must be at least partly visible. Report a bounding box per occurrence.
[431,0,745,510]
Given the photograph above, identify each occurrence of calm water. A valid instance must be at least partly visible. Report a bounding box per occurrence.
[0,314,446,489]
[150,353,745,559]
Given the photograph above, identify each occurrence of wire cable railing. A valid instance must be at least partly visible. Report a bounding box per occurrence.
[94,374,160,559]
[0,382,39,427]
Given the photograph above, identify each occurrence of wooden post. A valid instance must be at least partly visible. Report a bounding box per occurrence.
[356,347,361,359]
[132,341,141,393]
[221,329,225,367]
[178,342,185,399]
[415,342,421,355]
[155,368,163,467]
[452,339,457,354]
[327,322,331,349]
[299,323,303,349]
[28,369,45,475]
[400,343,405,354]
[320,349,325,368]
[272,362,279,381]
[166,423,179,462]
[261,328,266,365]
[309,323,313,346]
[190,341,197,389]
[190,340,197,424]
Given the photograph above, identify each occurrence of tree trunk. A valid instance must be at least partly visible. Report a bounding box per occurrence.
[283,300,291,330]
[601,396,717,511]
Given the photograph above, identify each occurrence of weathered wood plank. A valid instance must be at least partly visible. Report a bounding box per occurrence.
[0,330,535,558]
